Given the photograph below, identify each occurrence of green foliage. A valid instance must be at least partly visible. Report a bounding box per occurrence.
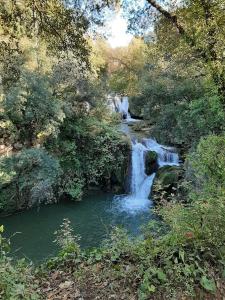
[0,0,89,58]
[175,94,225,146]
[46,114,130,201]
[54,219,80,258]
[3,71,65,145]
[0,148,61,211]
[0,226,39,299]
[108,38,148,95]
[187,135,225,199]
[0,257,39,300]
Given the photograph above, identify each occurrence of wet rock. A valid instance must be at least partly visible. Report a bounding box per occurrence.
[156,166,181,186]
[145,151,158,175]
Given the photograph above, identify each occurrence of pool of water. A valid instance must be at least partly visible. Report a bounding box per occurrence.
[0,191,154,263]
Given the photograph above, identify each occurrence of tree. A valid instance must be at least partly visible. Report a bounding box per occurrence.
[3,71,65,145]
[122,0,225,105]
[0,0,90,88]
[0,0,89,55]
[107,38,148,95]
[0,148,61,211]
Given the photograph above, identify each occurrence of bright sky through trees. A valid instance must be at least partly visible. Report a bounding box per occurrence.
[107,12,133,48]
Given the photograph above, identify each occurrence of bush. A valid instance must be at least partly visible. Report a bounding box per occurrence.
[0,148,61,211]
[3,71,65,145]
[46,115,131,199]
[187,135,225,199]
[0,226,39,299]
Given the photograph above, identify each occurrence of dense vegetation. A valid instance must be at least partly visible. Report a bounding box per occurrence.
[0,0,225,299]
[0,0,130,213]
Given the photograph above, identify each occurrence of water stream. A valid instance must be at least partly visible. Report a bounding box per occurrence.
[0,96,179,262]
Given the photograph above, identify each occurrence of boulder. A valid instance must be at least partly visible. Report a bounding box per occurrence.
[156,165,181,186]
[151,165,183,204]
[145,151,158,175]
[110,136,131,193]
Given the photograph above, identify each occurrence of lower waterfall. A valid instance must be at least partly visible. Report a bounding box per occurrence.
[115,137,179,214]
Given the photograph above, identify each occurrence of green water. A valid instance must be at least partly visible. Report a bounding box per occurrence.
[0,191,153,263]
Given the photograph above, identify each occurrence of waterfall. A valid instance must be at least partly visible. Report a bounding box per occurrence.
[115,137,179,214]
[131,141,152,197]
[143,138,179,167]
[117,96,131,120]
[107,95,135,121]
[110,96,179,214]
[116,139,155,214]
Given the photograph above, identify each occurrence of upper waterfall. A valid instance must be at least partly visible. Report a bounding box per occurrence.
[107,95,135,121]
[143,138,179,167]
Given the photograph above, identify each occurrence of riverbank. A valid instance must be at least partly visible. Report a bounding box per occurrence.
[1,98,224,299]
[2,212,225,300]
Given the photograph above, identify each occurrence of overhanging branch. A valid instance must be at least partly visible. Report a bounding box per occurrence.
[146,0,185,34]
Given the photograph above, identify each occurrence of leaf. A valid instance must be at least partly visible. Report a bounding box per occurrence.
[0,225,4,233]
[200,276,216,293]
[148,284,156,293]
[179,249,185,262]
[59,281,73,289]
[156,269,167,282]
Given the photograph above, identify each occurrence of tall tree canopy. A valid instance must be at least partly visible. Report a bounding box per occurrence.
[90,0,224,105]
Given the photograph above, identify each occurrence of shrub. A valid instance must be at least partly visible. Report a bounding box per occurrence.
[0,226,39,299]
[0,148,61,211]
[187,135,225,199]
[3,71,65,145]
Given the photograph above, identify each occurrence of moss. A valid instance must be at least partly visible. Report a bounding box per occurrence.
[151,165,183,204]
[156,166,181,186]
[109,134,131,193]
[145,150,158,175]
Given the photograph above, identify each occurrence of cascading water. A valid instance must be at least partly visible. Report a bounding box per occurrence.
[115,139,156,214]
[143,138,179,167]
[116,137,179,214]
[117,96,131,120]
[107,95,136,121]
[108,95,180,214]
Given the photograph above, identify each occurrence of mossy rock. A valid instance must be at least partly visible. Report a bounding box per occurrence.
[145,151,158,175]
[156,165,181,186]
[151,165,183,204]
[109,134,131,193]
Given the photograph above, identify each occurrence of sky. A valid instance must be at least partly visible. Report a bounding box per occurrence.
[107,12,133,48]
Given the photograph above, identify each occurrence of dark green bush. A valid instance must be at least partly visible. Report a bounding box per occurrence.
[0,148,61,211]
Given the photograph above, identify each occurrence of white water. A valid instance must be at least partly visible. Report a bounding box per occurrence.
[109,96,180,214]
[143,138,179,167]
[117,137,179,214]
[107,95,137,122]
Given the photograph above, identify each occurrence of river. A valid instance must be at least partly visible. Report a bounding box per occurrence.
[0,96,179,263]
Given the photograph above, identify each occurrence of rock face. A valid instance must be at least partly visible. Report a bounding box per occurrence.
[151,165,182,204]
[110,135,132,193]
[99,134,132,194]
[145,151,158,175]
[129,97,143,119]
